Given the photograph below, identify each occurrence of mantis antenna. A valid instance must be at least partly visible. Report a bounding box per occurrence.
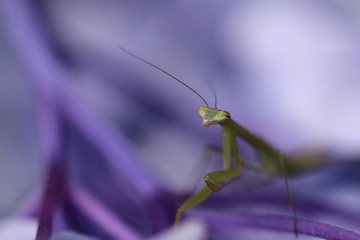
[212,88,218,110]
[207,81,218,109]
[119,45,209,107]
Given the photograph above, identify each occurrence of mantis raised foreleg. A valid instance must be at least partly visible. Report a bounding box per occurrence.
[175,118,243,225]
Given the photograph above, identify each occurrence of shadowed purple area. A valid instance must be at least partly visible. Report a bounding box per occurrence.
[67,181,143,240]
[62,90,160,199]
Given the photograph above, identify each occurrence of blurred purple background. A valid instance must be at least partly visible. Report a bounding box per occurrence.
[1,1,360,239]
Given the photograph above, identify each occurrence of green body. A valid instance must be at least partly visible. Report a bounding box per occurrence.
[174,106,325,236]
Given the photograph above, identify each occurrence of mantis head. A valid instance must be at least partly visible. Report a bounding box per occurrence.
[198,107,231,127]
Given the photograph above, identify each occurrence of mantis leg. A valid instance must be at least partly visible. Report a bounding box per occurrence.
[174,127,242,226]
[174,146,222,226]
[174,186,213,226]
[204,126,243,192]
[224,119,298,236]
[278,151,298,237]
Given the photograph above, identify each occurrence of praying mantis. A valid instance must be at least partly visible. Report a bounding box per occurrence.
[119,46,326,236]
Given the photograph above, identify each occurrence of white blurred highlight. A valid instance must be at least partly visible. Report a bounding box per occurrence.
[221,0,360,157]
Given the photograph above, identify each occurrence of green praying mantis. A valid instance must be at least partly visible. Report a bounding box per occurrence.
[119,46,326,236]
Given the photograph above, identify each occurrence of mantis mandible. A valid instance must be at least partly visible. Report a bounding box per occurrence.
[119,46,298,236]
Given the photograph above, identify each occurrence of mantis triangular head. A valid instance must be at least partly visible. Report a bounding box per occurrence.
[198,107,231,127]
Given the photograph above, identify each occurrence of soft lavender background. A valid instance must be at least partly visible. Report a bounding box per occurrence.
[0,1,360,240]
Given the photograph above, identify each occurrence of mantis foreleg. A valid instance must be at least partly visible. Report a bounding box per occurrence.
[174,185,213,226]
[204,126,242,191]
[174,125,243,225]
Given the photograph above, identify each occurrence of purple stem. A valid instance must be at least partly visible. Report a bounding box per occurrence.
[189,212,360,240]
[35,161,64,240]
[34,88,63,239]
[68,181,144,240]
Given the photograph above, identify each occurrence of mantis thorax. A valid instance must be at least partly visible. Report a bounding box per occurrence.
[198,107,231,127]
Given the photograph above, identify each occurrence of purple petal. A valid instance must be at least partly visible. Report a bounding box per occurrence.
[190,212,360,240]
